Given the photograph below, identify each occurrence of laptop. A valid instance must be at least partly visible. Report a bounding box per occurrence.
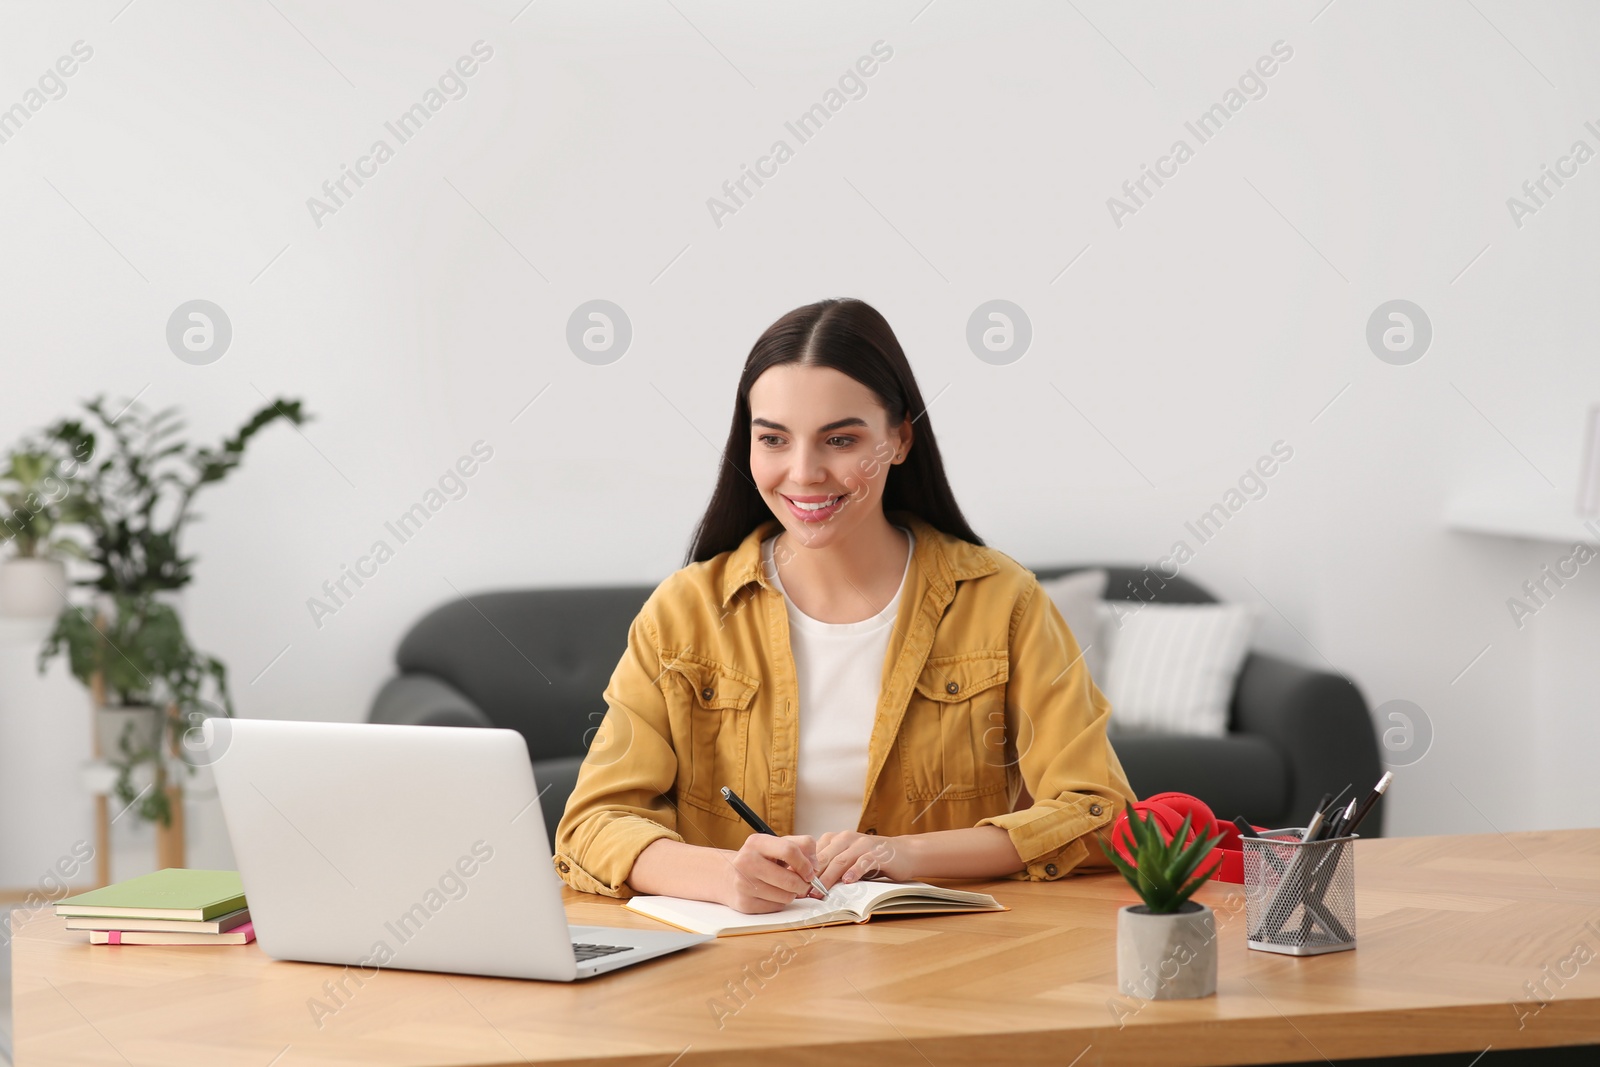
[202,717,711,980]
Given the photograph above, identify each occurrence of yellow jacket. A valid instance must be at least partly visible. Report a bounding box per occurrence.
[552,509,1137,898]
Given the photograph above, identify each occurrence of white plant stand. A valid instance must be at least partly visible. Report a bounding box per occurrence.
[0,617,96,894]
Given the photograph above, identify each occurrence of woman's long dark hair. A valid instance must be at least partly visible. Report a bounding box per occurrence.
[685,297,984,566]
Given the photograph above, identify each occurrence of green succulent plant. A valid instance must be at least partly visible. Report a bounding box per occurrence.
[1099,807,1224,914]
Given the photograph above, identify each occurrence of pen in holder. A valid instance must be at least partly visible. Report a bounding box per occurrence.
[1241,828,1358,955]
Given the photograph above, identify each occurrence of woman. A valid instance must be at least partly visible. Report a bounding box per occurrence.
[553,297,1136,913]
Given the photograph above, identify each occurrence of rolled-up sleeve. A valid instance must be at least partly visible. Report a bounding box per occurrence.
[551,605,685,898]
[975,579,1138,881]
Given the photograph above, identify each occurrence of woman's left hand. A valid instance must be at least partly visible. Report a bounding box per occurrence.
[814,831,913,890]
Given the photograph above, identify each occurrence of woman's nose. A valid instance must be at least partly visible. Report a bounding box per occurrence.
[789,443,828,484]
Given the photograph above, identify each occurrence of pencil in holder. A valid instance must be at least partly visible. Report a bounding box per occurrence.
[1241,828,1358,956]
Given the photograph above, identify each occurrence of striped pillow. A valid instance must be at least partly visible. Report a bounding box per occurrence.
[1094,602,1259,736]
[1036,569,1109,684]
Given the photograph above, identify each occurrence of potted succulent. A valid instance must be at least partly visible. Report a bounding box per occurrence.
[36,394,307,842]
[1100,808,1225,1000]
[0,436,90,617]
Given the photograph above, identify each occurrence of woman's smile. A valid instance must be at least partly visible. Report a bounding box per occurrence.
[782,493,846,521]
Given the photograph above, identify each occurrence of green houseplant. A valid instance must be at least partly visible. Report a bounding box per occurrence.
[36,394,307,833]
[39,592,235,826]
[1100,808,1224,1000]
[43,396,308,595]
[0,435,90,616]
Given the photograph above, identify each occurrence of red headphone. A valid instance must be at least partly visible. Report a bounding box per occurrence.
[1108,791,1258,883]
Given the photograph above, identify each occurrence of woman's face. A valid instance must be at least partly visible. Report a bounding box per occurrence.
[747,363,910,549]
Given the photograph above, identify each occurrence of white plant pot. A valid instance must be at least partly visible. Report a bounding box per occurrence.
[96,705,165,763]
[0,557,67,618]
[1116,901,1218,1000]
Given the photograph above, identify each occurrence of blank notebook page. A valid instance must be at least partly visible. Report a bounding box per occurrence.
[627,878,924,934]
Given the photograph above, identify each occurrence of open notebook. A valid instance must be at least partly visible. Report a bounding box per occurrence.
[624,878,1008,937]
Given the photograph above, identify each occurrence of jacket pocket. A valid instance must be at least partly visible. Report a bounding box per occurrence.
[661,652,760,821]
[899,651,1010,801]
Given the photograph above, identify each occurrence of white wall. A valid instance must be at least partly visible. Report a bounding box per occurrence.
[3,0,1597,880]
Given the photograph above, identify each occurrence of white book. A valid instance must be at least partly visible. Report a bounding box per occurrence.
[65,906,252,934]
[624,878,1007,937]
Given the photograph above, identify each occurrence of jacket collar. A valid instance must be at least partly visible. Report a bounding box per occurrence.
[718,509,998,609]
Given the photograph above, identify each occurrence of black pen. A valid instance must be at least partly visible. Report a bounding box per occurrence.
[1339,771,1393,839]
[1307,777,1391,894]
[721,786,829,899]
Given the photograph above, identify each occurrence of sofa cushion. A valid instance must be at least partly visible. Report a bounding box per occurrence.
[1096,601,1259,737]
[1037,568,1108,682]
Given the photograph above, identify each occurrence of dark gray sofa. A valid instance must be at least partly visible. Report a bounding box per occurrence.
[369,565,1384,847]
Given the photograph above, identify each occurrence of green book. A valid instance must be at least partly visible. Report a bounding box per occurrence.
[54,869,246,921]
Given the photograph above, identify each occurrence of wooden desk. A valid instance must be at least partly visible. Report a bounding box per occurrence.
[13,828,1600,1066]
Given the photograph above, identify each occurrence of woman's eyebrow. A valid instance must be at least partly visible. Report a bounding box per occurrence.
[751,417,868,432]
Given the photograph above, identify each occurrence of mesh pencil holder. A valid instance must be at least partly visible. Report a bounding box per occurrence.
[1241,828,1358,956]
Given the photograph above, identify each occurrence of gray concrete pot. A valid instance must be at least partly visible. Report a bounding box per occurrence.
[1116,901,1218,1000]
[0,557,67,617]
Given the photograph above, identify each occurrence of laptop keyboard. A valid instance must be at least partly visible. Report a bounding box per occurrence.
[573,941,633,962]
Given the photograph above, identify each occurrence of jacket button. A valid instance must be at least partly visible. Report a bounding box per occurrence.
[945,681,959,694]
[1045,863,1058,876]
[557,860,569,873]
[1089,803,1103,817]
[701,686,714,701]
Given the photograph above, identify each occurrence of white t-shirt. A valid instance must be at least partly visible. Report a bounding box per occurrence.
[762,525,915,839]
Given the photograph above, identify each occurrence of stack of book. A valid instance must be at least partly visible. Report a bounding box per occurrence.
[54,868,254,946]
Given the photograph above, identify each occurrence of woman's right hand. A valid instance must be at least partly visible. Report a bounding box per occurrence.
[719,834,827,913]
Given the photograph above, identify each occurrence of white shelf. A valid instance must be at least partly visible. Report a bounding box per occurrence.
[0,616,54,649]
[0,625,93,889]
[1445,496,1600,545]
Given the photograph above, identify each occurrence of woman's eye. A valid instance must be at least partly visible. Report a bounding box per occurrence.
[756,435,854,447]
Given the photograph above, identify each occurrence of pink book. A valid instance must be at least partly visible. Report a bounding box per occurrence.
[90,921,255,946]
